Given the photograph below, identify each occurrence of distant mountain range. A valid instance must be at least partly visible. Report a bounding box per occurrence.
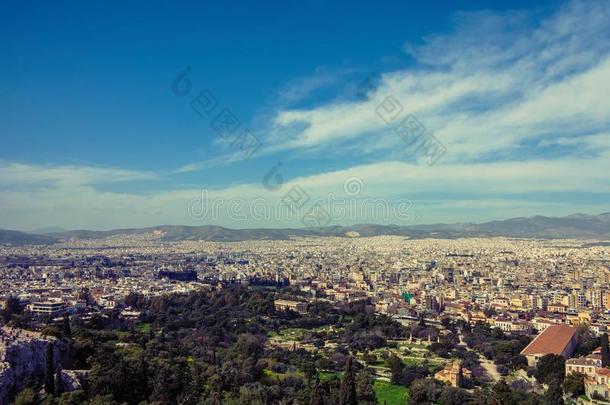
[29,226,68,234]
[0,230,60,246]
[1,213,610,246]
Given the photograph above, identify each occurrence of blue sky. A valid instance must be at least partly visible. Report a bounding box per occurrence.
[2,0,610,230]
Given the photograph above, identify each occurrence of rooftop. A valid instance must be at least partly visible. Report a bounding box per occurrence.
[521,324,577,356]
[566,356,601,366]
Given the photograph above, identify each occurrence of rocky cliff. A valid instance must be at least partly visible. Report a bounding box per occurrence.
[0,336,70,405]
[58,369,89,392]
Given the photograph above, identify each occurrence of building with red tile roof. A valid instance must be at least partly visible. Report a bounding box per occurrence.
[521,324,578,366]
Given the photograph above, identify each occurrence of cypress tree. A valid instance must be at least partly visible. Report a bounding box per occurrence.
[310,374,323,405]
[601,333,610,367]
[340,356,357,405]
[44,343,55,395]
[62,313,71,338]
[54,365,63,396]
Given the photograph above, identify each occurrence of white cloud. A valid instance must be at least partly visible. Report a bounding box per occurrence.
[0,162,158,186]
[277,66,343,103]
[1,153,609,230]
[263,0,610,163]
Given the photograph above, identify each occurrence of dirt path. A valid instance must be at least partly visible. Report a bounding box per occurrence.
[458,332,501,382]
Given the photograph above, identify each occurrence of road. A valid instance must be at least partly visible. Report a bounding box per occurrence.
[458,332,501,382]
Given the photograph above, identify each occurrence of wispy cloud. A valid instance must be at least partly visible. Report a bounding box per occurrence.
[0,162,159,186]
[173,151,252,174]
[263,0,610,163]
[2,151,610,229]
[277,66,342,104]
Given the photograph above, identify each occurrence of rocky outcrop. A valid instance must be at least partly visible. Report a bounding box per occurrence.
[58,369,89,392]
[0,336,70,405]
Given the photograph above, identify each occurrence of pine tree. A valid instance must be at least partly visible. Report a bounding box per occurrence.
[544,378,564,405]
[601,333,610,367]
[340,356,357,405]
[1,295,22,324]
[44,343,55,395]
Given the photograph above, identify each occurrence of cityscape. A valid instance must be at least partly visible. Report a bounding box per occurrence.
[2,227,610,404]
[3,0,610,404]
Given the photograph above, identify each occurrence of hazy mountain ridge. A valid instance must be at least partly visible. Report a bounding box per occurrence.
[29,227,68,234]
[0,230,59,246]
[2,212,609,246]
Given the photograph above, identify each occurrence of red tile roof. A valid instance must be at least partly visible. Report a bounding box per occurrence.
[521,324,578,356]
[596,368,610,377]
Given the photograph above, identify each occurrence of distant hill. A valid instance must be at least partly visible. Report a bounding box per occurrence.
[475,213,610,238]
[407,213,610,239]
[48,224,438,241]
[2,212,610,245]
[0,230,59,246]
[51,225,315,242]
[30,227,68,234]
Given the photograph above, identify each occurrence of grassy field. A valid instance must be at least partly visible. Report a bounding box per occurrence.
[318,371,341,382]
[136,322,151,334]
[262,365,305,383]
[373,380,409,405]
